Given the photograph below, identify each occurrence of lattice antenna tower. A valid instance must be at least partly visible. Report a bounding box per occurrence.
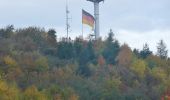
[66,0,71,40]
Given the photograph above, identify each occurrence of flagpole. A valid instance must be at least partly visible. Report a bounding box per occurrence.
[82,23,84,39]
[82,9,84,39]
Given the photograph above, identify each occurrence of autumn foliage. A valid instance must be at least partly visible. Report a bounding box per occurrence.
[0,26,169,100]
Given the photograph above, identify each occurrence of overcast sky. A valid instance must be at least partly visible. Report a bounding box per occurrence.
[0,0,170,55]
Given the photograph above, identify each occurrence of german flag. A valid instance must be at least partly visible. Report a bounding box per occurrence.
[82,9,95,29]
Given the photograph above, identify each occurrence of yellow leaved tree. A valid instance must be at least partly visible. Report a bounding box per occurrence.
[0,80,20,100]
[23,85,48,100]
[130,59,147,79]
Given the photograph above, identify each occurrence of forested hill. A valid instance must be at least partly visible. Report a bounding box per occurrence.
[0,25,170,100]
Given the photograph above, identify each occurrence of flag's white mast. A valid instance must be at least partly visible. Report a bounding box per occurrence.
[87,0,104,40]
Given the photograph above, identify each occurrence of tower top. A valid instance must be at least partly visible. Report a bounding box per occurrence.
[87,0,104,3]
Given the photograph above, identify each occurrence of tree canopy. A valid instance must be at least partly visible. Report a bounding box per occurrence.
[0,26,169,100]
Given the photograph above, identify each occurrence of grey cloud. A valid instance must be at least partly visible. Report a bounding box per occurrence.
[100,0,170,32]
[0,0,170,33]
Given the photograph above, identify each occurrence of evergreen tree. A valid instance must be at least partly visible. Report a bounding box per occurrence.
[47,29,57,45]
[107,29,114,42]
[133,49,140,58]
[0,25,14,38]
[74,38,84,58]
[57,41,75,60]
[77,41,96,77]
[140,43,152,59]
[103,29,120,65]
[156,40,168,59]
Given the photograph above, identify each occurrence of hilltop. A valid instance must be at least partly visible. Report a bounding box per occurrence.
[0,25,170,100]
